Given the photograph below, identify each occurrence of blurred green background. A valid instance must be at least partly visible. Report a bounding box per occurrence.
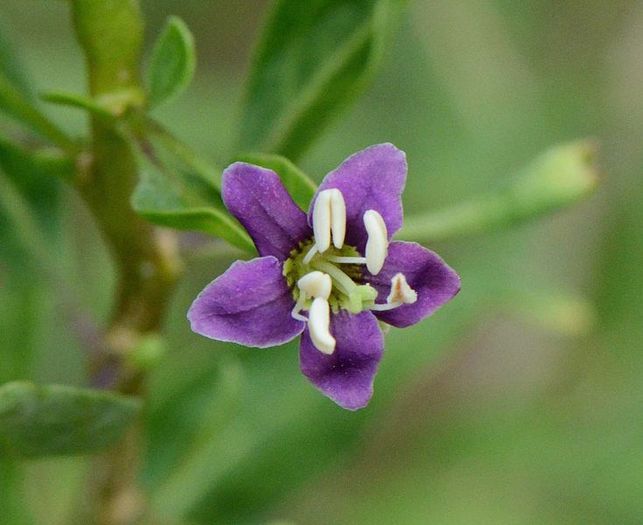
[1,1,642,524]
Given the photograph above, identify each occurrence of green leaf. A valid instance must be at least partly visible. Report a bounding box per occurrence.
[401,140,599,242]
[0,382,142,458]
[500,287,595,337]
[0,134,74,184]
[0,74,75,150]
[237,0,406,160]
[146,16,196,108]
[0,16,32,99]
[0,137,72,269]
[235,152,317,210]
[131,132,254,253]
[0,16,74,151]
[0,134,72,242]
[40,90,116,120]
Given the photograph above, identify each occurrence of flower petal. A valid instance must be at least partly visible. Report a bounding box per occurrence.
[300,311,383,410]
[365,241,460,328]
[310,144,406,252]
[223,162,311,259]
[188,256,304,348]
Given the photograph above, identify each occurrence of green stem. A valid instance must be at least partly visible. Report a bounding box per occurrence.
[70,1,181,523]
[401,141,599,242]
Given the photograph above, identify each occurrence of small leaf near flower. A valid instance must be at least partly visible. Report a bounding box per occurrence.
[130,131,254,253]
[146,16,196,108]
[234,152,317,211]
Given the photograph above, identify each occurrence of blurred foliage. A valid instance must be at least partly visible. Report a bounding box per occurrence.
[0,382,141,458]
[237,0,406,160]
[0,1,642,524]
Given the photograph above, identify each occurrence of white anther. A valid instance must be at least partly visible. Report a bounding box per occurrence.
[308,297,336,355]
[329,189,346,248]
[313,191,332,253]
[363,209,388,275]
[313,189,347,254]
[387,273,417,305]
[297,271,332,300]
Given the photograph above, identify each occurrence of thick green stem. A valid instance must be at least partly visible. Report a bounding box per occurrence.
[70,1,180,523]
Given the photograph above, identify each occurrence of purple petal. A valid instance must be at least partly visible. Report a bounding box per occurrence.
[223,162,311,259]
[364,241,460,328]
[310,144,406,252]
[188,256,304,348]
[300,311,383,410]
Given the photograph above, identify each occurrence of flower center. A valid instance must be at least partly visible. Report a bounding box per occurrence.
[283,239,377,314]
[283,188,417,355]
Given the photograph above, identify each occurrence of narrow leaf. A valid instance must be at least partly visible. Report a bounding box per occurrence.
[146,16,196,108]
[0,136,72,268]
[401,140,599,242]
[237,0,406,160]
[0,382,142,458]
[0,74,74,149]
[235,152,317,210]
[131,131,254,253]
[0,134,75,184]
[40,90,115,120]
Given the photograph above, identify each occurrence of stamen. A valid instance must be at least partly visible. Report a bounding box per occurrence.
[310,259,357,297]
[326,255,367,265]
[370,273,417,312]
[329,189,346,249]
[308,297,335,354]
[312,191,332,253]
[363,210,388,275]
[387,273,417,304]
[291,293,308,322]
[302,245,318,265]
[297,271,332,300]
[369,273,417,312]
[312,189,347,254]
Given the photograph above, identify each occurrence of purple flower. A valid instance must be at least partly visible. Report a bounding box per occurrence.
[188,144,460,410]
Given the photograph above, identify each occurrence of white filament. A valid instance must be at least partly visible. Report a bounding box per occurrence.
[308,297,335,354]
[326,255,367,265]
[291,294,308,322]
[297,271,332,300]
[363,209,388,275]
[302,245,318,265]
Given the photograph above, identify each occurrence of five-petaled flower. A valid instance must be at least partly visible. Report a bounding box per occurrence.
[188,144,460,410]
